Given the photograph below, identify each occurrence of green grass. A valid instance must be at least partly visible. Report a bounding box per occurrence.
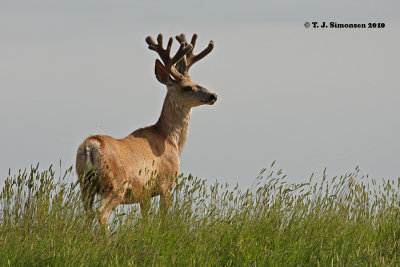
[1,162,399,266]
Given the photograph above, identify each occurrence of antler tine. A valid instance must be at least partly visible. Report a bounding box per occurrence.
[166,37,173,55]
[188,39,214,69]
[145,36,157,46]
[175,33,188,44]
[189,34,198,55]
[174,33,214,76]
[156,34,163,49]
[175,34,189,74]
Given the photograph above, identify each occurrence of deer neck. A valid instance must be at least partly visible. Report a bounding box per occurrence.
[155,92,192,155]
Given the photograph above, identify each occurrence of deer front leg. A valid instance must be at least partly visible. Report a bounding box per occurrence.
[140,200,150,219]
[160,189,172,216]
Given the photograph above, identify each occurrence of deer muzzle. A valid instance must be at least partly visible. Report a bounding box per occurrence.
[207,93,218,105]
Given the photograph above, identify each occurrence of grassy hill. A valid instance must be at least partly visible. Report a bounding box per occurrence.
[1,162,399,266]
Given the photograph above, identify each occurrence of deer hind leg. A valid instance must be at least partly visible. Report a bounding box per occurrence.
[81,185,95,220]
[79,170,97,214]
[78,170,98,230]
[98,188,125,227]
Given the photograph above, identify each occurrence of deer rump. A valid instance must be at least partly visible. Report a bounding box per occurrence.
[76,131,180,205]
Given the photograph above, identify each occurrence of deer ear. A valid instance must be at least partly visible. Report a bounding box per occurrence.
[155,59,169,84]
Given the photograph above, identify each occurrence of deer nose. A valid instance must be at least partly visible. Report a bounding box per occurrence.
[209,93,218,102]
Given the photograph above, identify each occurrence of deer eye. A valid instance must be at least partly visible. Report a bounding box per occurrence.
[182,86,192,92]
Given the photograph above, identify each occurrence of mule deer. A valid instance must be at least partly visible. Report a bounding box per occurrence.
[76,33,217,227]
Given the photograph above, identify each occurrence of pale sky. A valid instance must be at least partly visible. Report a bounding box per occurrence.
[1,1,399,188]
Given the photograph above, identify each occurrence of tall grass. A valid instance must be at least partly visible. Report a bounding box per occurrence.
[1,162,399,266]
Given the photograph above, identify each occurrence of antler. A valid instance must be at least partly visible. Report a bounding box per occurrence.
[175,33,214,76]
[145,33,193,81]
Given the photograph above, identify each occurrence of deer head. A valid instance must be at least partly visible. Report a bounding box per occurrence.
[145,33,217,107]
